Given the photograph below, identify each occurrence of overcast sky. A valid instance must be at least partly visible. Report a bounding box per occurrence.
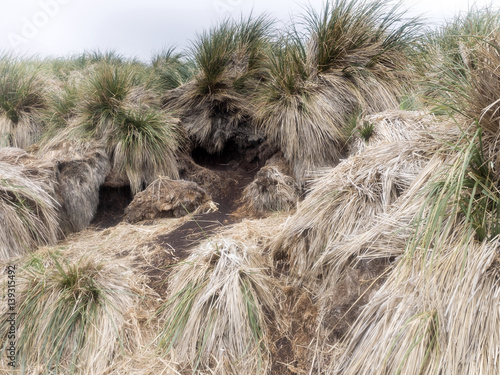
[0,0,496,62]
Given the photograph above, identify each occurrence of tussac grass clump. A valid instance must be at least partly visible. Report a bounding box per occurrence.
[0,57,47,148]
[271,137,442,286]
[44,62,184,195]
[0,158,59,260]
[332,11,500,374]
[255,36,354,182]
[0,252,137,374]
[333,130,500,374]
[255,0,420,181]
[151,48,197,92]
[164,15,273,154]
[156,237,276,374]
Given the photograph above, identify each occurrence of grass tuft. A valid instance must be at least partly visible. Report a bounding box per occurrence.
[156,237,276,373]
[0,158,59,260]
[0,56,47,148]
[0,252,137,374]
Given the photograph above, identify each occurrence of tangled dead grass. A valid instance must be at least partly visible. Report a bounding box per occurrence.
[349,110,437,155]
[270,136,444,286]
[124,177,213,223]
[331,126,500,374]
[37,138,111,232]
[239,165,299,217]
[333,224,500,374]
[0,151,59,260]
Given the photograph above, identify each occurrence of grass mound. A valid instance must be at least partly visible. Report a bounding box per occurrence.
[40,62,184,195]
[0,157,59,260]
[271,137,441,286]
[255,0,420,181]
[164,15,272,154]
[240,165,299,216]
[333,130,500,374]
[156,236,276,373]
[0,57,47,148]
[0,252,138,374]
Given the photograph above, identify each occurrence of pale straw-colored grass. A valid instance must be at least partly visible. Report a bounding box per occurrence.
[0,158,59,260]
[0,252,140,375]
[349,110,437,155]
[270,135,444,286]
[156,216,285,374]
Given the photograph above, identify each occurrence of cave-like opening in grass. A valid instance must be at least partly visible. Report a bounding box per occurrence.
[191,133,271,172]
[91,185,133,229]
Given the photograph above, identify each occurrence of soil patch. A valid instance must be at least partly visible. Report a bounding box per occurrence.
[156,164,256,253]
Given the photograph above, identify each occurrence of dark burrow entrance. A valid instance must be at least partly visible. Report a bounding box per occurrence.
[91,185,133,229]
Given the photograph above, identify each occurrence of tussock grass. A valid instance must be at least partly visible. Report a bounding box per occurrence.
[0,252,138,374]
[333,130,500,374]
[164,15,273,154]
[330,15,500,373]
[156,236,276,374]
[152,47,197,91]
[0,56,47,148]
[76,63,139,138]
[39,62,184,195]
[256,0,420,181]
[255,35,356,181]
[0,157,59,260]
[108,106,181,194]
[76,63,182,194]
[271,136,443,286]
[42,80,80,140]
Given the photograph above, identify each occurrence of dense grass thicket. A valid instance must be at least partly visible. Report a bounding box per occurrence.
[1,1,500,374]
